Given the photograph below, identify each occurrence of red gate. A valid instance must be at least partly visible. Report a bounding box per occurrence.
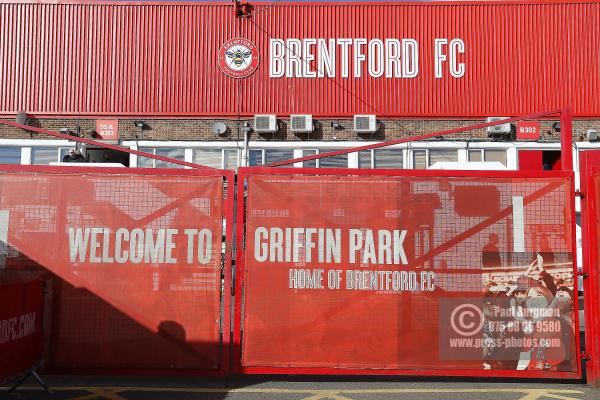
[578,151,600,386]
[234,167,580,378]
[0,109,593,381]
[0,164,235,376]
[234,109,582,379]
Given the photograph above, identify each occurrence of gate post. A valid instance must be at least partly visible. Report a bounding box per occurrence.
[579,152,600,386]
[561,107,573,171]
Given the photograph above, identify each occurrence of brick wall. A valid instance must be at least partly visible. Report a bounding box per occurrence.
[1,116,599,143]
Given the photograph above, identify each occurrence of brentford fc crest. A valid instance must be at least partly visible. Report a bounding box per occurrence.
[219,38,259,78]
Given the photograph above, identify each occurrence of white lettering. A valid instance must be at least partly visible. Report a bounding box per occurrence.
[449,38,465,78]
[403,39,419,78]
[286,39,302,78]
[317,39,336,77]
[68,227,89,263]
[254,227,268,262]
[434,38,448,79]
[115,228,129,263]
[270,39,285,77]
[338,38,353,78]
[197,228,212,264]
[354,38,367,78]
[303,38,317,78]
[368,39,384,78]
[385,39,402,78]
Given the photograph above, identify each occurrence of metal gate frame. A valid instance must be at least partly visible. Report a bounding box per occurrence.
[233,166,581,379]
[578,151,600,386]
[0,163,235,377]
[233,108,583,379]
[1,108,590,381]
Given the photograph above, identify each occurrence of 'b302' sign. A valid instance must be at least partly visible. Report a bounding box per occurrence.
[516,121,540,140]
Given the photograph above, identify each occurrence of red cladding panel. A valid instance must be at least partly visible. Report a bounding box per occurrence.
[0,2,599,117]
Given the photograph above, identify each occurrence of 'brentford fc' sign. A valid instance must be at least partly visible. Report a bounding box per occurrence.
[219,38,260,78]
[218,37,466,80]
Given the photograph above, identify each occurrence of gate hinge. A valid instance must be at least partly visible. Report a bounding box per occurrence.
[575,190,585,198]
[576,271,589,278]
[580,352,591,361]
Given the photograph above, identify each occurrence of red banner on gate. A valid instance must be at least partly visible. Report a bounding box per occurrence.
[241,173,577,375]
[0,171,225,370]
[0,280,44,383]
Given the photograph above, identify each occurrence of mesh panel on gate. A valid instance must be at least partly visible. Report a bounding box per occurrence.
[242,174,577,372]
[0,172,224,370]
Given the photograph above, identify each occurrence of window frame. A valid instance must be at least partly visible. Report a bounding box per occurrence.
[30,147,75,165]
[410,147,461,169]
[0,146,24,165]
[137,147,188,168]
[193,147,240,170]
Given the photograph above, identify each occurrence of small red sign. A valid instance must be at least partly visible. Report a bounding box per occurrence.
[96,119,119,140]
[516,121,540,140]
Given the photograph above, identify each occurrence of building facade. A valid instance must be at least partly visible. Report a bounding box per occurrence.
[0,1,599,171]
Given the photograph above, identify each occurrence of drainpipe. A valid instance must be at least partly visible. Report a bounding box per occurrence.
[241,121,252,167]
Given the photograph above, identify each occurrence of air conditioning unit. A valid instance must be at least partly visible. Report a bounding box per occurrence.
[290,115,313,133]
[486,117,511,136]
[254,115,278,133]
[354,115,377,133]
[587,129,599,141]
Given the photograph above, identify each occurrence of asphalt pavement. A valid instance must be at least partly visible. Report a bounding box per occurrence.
[1,375,599,400]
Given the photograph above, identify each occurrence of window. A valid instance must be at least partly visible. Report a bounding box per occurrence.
[31,147,72,165]
[303,149,317,168]
[468,149,483,162]
[193,149,222,168]
[264,149,294,166]
[411,149,457,169]
[358,151,372,168]
[374,149,403,169]
[412,150,427,169]
[429,149,458,166]
[484,150,507,166]
[155,148,185,168]
[0,147,21,164]
[319,149,348,168]
[193,148,239,169]
[224,149,238,169]
[31,148,58,165]
[249,149,294,167]
[360,149,404,169]
[248,149,263,166]
[468,149,507,166]
[194,149,238,169]
[59,148,72,162]
[138,148,185,168]
[138,149,153,168]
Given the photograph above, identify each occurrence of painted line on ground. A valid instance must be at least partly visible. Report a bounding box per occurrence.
[47,388,584,400]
